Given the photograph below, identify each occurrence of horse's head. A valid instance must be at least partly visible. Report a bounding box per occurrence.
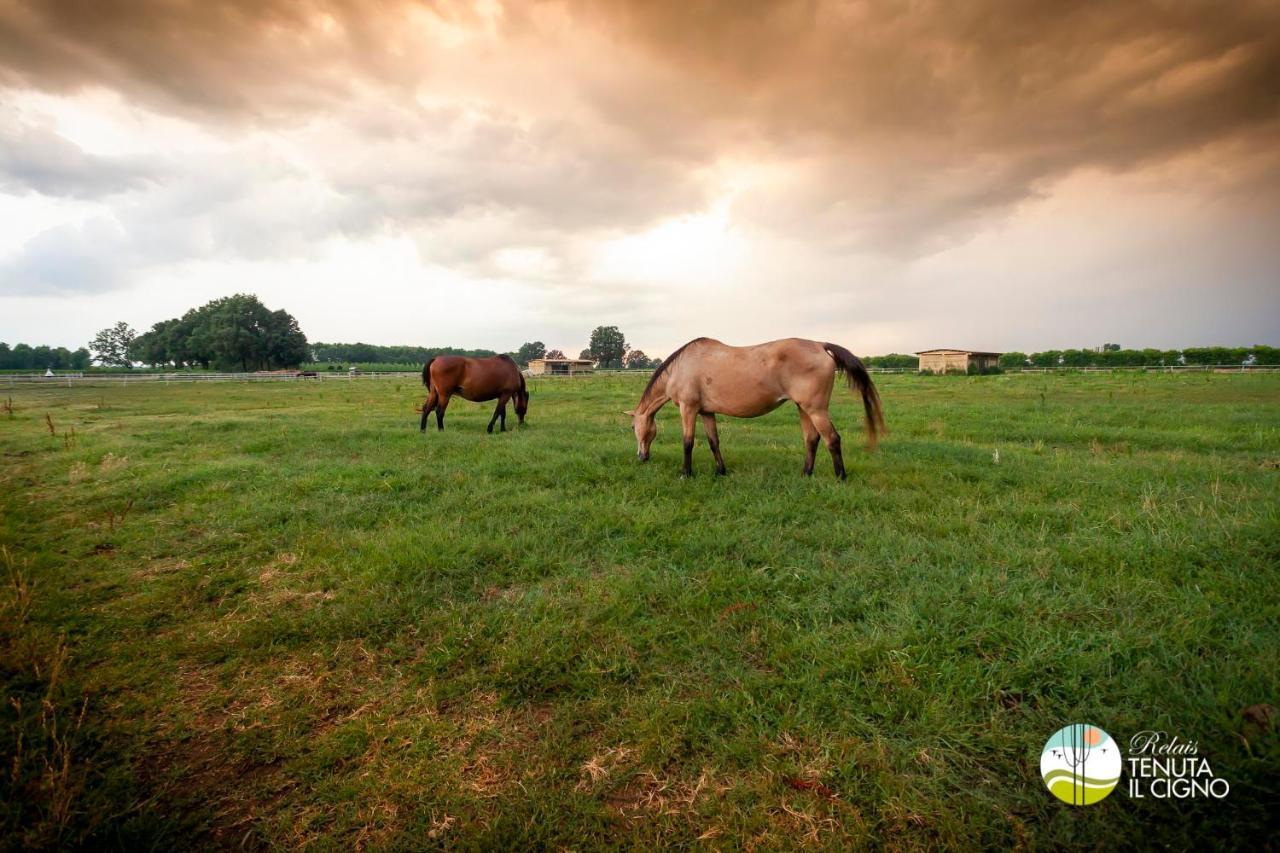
[515,390,528,423]
[625,408,656,461]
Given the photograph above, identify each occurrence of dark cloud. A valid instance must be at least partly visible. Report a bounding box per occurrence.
[0,0,1277,302]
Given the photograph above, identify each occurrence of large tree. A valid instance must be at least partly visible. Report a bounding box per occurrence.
[89,321,137,367]
[588,326,628,368]
[545,348,566,359]
[515,341,546,367]
[124,295,310,370]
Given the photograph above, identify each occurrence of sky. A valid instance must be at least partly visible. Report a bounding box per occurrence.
[1,0,1278,358]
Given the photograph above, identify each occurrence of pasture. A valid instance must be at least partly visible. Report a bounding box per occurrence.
[2,372,1277,848]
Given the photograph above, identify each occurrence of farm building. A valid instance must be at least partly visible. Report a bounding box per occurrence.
[916,349,1003,374]
[526,357,595,376]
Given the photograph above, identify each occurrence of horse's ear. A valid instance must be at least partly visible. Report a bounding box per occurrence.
[622,409,635,417]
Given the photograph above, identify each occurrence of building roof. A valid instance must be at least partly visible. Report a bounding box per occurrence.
[528,357,594,364]
[915,349,1003,356]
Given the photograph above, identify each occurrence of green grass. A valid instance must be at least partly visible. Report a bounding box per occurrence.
[2,372,1277,849]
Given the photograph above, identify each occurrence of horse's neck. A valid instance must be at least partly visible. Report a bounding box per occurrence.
[640,378,669,416]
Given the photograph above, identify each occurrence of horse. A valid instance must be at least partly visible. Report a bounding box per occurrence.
[626,338,884,478]
[418,355,528,432]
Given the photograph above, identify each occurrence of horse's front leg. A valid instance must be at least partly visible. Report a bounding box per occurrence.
[798,406,820,475]
[700,412,726,475]
[435,394,450,431]
[487,393,510,434]
[679,403,698,477]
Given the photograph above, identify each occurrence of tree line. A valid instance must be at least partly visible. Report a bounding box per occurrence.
[311,343,499,364]
[0,343,91,370]
[316,326,660,370]
[998,345,1280,368]
[8,309,1278,374]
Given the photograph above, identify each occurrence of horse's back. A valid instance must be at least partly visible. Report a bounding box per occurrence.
[453,354,523,402]
[665,338,832,416]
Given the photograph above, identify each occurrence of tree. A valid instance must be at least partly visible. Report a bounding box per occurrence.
[264,309,310,368]
[545,349,566,359]
[90,321,137,367]
[623,349,655,370]
[70,348,91,370]
[866,353,919,369]
[515,341,546,367]
[578,348,594,361]
[999,352,1029,368]
[588,325,628,368]
[125,294,311,371]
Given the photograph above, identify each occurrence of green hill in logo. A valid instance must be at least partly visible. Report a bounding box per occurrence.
[1040,724,1121,805]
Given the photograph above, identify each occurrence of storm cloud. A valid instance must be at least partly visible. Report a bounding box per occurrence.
[0,0,1277,351]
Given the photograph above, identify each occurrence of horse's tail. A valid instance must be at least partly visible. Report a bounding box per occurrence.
[422,357,435,390]
[824,343,885,448]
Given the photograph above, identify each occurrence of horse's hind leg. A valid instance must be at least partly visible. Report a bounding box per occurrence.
[419,390,438,432]
[435,394,450,431]
[797,406,820,476]
[700,413,726,475]
[802,406,845,480]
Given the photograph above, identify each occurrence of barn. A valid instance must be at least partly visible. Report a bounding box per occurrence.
[916,349,1003,374]
[526,357,595,376]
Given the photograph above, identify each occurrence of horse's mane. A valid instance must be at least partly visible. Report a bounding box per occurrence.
[641,337,708,404]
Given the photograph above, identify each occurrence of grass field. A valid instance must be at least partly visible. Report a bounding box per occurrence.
[2,372,1277,849]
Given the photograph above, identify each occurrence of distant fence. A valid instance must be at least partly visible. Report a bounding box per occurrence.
[4,364,1277,387]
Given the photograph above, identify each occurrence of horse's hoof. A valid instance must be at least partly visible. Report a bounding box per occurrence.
[715,467,727,476]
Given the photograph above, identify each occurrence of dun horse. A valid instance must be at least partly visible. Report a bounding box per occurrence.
[626,338,884,478]
[419,355,528,432]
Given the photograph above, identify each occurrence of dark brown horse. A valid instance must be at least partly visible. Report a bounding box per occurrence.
[627,338,884,478]
[419,355,528,432]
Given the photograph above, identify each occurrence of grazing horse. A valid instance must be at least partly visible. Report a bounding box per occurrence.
[419,355,528,432]
[626,338,884,478]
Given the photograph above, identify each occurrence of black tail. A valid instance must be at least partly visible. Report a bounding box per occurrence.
[422,358,435,390]
[824,343,885,448]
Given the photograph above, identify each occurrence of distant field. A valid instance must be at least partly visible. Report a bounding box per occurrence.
[1,373,1277,848]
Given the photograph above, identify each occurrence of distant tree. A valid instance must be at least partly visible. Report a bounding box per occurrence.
[1102,343,1121,352]
[623,349,654,370]
[90,321,137,367]
[578,348,594,361]
[1251,345,1280,365]
[588,326,628,368]
[69,347,91,370]
[11,343,33,370]
[866,353,919,369]
[999,352,1030,368]
[515,341,546,367]
[309,343,497,364]
[545,348,566,360]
